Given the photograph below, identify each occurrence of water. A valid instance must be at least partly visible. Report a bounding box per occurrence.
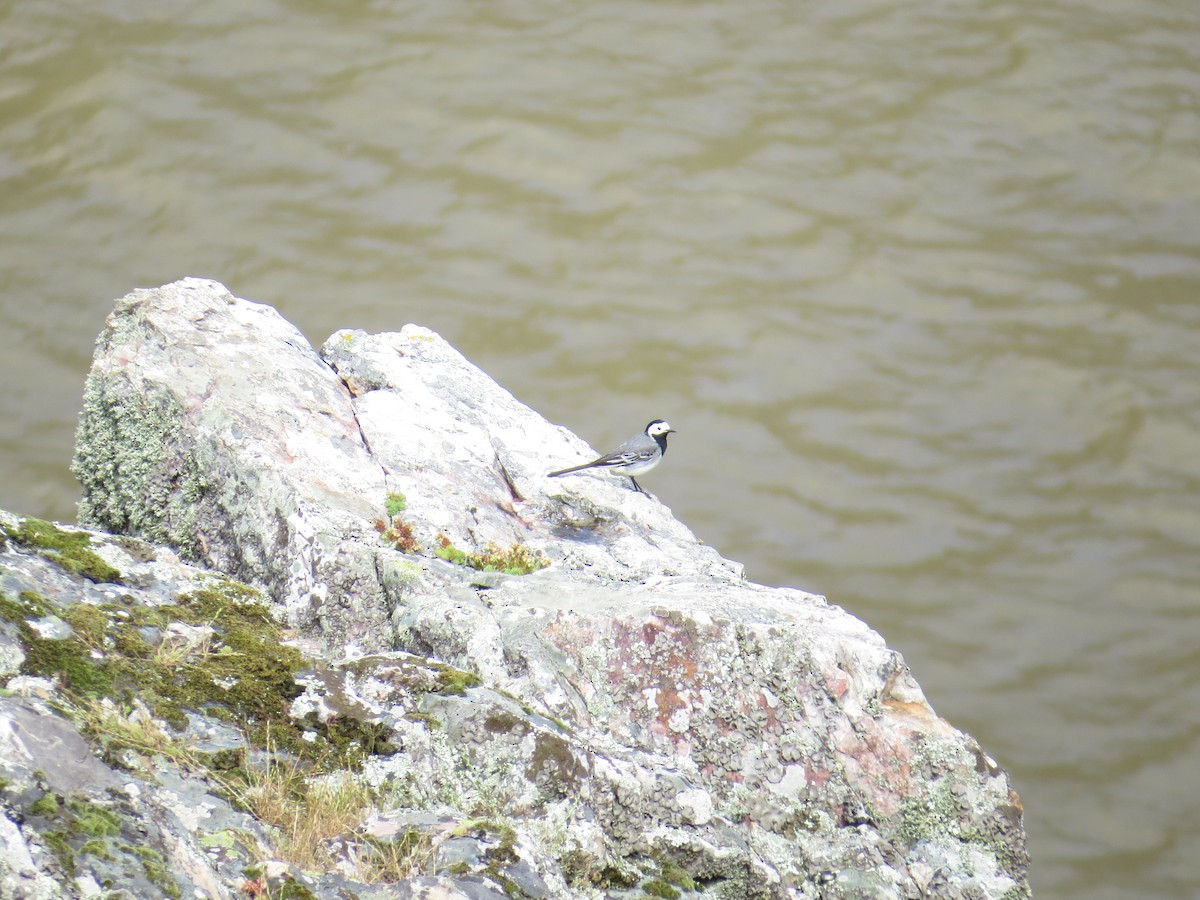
[2,1,1199,896]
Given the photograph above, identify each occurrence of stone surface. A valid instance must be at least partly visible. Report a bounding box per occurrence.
[0,278,1028,898]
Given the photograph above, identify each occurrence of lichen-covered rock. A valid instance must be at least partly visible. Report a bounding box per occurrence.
[0,511,568,899]
[50,278,1030,898]
[70,279,393,652]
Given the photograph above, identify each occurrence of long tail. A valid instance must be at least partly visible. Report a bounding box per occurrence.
[548,460,598,477]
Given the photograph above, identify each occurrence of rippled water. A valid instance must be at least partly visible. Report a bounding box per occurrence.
[3,1,1199,896]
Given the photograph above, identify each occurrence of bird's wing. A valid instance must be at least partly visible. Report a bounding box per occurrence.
[602,447,655,466]
[548,445,651,476]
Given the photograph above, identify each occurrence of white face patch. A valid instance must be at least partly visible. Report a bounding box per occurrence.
[647,421,673,437]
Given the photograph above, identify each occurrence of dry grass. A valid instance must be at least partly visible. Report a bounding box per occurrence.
[72,695,440,881]
[237,747,372,871]
[358,829,436,883]
[78,696,186,761]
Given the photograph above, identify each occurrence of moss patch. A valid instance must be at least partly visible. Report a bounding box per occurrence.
[5,579,396,772]
[657,859,697,891]
[559,851,641,889]
[6,583,310,742]
[0,589,52,625]
[131,845,182,899]
[295,713,398,763]
[376,515,420,553]
[20,621,116,697]
[643,878,681,899]
[29,791,60,817]
[4,573,470,887]
[431,662,482,696]
[23,792,146,885]
[42,831,76,876]
[2,517,122,584]
[434,533,549,575]
[375,492,421,552]
[71,798,123,838]
[63,603,109,650]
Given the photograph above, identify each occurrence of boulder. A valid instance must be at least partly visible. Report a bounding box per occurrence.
[0,278,1028,898]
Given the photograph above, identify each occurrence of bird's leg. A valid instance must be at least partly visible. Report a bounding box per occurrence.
[629,477,646,495]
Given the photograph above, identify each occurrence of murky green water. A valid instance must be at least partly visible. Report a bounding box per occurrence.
[3,1,1199,896]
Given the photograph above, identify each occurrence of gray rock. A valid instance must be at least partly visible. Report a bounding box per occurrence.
[0,810,61,900]
[0,278,1031,898]
[0,698,125,797]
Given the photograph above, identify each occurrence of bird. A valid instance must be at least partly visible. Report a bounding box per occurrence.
[548,420,675,495]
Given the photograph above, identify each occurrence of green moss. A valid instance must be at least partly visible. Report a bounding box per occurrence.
[198,829,239,850]
[5,577,427,886]
[434,820,527,896]
[431,663,482,696]
[6,580,345,768]
[74,580,392,769]
[0,594,22,626]
[477,542,550,576]
[294,713,397,765]
[132,845,182,899]
[642,878,681,899]
[433,534,469,566]
[206,747,247,771]
[276,878,319,899]
[79,838,113,859]
[29,791,60,817]
[3,517,122,584]
[403,710,440,729]
[603,865,642,889]
[69,798,122,837]
[63,603,110,650]
[434,533,549,575]
[166,588,305,724]
[999,885,1034,900]
[112,625,155,658]
[21,630,115,697]
[43,831,76,876]
[481,819,518,848]
[376,491,421,552]
[72,585,307,747]
[484,870,523,897]
[0,590,51,625]
[659,860,697,890]
[27,792,128,875]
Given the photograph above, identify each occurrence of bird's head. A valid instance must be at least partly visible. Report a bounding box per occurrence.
[645,420,675,438]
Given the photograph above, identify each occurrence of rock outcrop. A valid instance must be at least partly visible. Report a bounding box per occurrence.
[0,278,1028,899]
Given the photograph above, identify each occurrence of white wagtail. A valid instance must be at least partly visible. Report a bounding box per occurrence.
[548,420,675,495]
